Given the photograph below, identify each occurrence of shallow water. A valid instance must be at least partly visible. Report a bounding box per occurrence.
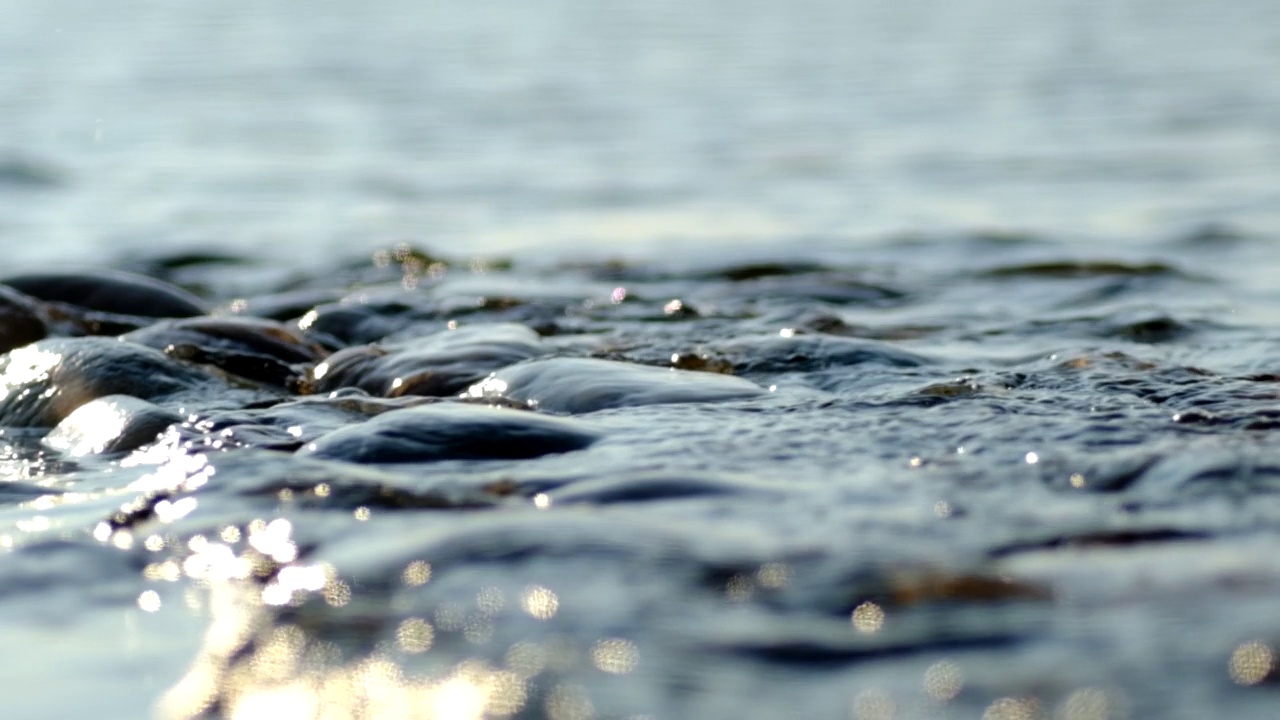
[4,237,1280,720]
[4,2,1280,720]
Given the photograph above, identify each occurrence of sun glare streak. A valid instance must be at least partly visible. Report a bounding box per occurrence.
[40,398,129,455]
[168,648,530,720]
[0,346,62,401]
[248,518,297,563]
[125,448,214,493]
[462,375,508,400]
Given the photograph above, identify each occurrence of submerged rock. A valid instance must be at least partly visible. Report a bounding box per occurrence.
[222,288,346,322]
[713,334,930,376]
[123,316,327,387]
[298,402,600,463]
[308,323,548,398]
[41,394,183,456]
[464,356,766,414]
[123,316,325,364]
[298,292,444,346]
[1,268,210,318]
[0,337,217,427]
[547,472,789,505]
[175,392,438,451]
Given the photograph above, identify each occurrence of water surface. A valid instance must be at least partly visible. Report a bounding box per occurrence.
[2,2,1280,719]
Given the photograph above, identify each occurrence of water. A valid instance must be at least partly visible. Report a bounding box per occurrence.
[3,0,1280,265]
[2,1,1280,719]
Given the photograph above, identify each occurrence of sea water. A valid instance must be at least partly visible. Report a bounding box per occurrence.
[2,1,1280,718]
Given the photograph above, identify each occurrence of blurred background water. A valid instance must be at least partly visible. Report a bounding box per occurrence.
[1,0,1278,267]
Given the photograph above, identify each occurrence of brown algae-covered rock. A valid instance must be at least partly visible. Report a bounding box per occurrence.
[123,316,329,387]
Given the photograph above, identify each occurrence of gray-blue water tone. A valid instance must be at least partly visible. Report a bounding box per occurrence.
[2,1,1280,719]
[2,0,1279,266]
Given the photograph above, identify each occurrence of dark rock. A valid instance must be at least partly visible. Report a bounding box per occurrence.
[0,337,217,427]
[714,334,930,376]
[464,356,766,414]
[1,268,210,318]
[298,294,443,346]
[548,473,787,505]
[222,289,346,322]
[298,402,600,463]
[0,285,47,353]
[41,394,183,456]
[123,316,326,365]
[123,316,327,387]
[307,323,548,398]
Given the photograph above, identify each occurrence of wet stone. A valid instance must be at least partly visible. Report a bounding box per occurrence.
[307,323,548,398]
[465,356,767,414]
[1,268,210,318]
[170,392,440,451]
[123,316,326,365]
[41,394,183,457]
[0,285,47,353]
[299,291,445,346]
[222,288,346,322]
[297,402,600,463]
[712,334,931,378]
[0,337,219,427]
[711,272,908,306]
[7,237,1280,720]
[697,260,833,282]
[546,472,789,505]
[978,260,1187,279]
[123,316,328,388]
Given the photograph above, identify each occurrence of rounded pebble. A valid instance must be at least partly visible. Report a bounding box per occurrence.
[0,337,216,427]
[464,357,765,414]
[2,268,210,318]
[298,402,600,463]
[547,473,787,505]
[42,395,183,456]
[309,323,547,398]
[123,316,326,365]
